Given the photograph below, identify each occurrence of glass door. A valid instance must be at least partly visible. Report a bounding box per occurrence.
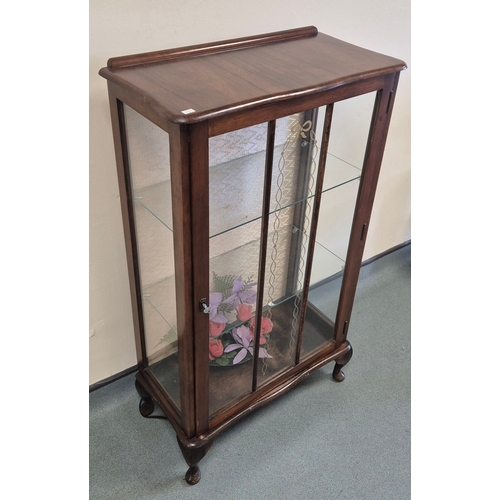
[206,98,373,420]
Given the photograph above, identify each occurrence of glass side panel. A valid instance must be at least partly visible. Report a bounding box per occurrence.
[329,91,376,168]
[302,90,376,357]
[303,179,361,356]
[123,104,180,411]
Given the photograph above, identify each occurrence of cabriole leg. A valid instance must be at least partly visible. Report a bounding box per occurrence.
[333,342,353,382]
[135,379,154,417]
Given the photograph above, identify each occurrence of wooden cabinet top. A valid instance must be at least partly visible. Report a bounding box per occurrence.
[99,26,406,125]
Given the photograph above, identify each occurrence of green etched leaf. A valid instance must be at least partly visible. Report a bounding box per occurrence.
[154,328,176,347]
[212,272,236,297]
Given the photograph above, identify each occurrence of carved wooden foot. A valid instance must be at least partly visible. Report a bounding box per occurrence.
[185,465,201,485]
[177,437,213,485]
[135,379,154,417]
[333,342,353,382]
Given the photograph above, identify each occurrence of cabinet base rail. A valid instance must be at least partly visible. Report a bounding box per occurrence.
[135,340,352,484]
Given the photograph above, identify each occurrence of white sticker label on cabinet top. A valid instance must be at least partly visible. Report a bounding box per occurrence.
[181,108,196,114]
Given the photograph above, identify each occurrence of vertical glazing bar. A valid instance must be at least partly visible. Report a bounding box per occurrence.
[168,122,197,437]
[294,103,334,364]
[252,120,276,392]
[107,84,147,369]
[189,121,210,435]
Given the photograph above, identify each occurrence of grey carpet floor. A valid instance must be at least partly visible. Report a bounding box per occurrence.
[90,244,410,500]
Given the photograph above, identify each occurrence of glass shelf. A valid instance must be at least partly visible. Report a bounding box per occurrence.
[134,182,173,231]
[133,148,361,238]
[142,223,345,339]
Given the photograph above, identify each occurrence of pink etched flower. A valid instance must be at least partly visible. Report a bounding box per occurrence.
[209,338,224,360]
[237,303,253,322]
[209,321,225,337]
[250,317,273,338]
[260,317,273,335]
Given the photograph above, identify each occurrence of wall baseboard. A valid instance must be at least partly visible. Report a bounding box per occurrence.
[310,239,411,291]
[89,239,410,392]
[89,365,138,393]
[362,239,411,267]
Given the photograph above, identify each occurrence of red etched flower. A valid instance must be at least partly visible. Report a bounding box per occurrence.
[249,317,273,344]
[260,317,273,335]
[209,321,225,337]
[208,338,224,360]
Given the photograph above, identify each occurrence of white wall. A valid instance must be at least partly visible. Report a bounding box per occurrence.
[89,0,410,385]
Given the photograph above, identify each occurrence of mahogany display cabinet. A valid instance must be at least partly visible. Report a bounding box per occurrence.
[99,26,406,484]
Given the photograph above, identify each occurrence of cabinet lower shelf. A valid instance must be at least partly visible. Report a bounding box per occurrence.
[147,297,335,421]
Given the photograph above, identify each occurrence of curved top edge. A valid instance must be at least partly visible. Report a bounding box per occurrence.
[99,31,407,128]
[107,26,318,69]
[165,65,406,125]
